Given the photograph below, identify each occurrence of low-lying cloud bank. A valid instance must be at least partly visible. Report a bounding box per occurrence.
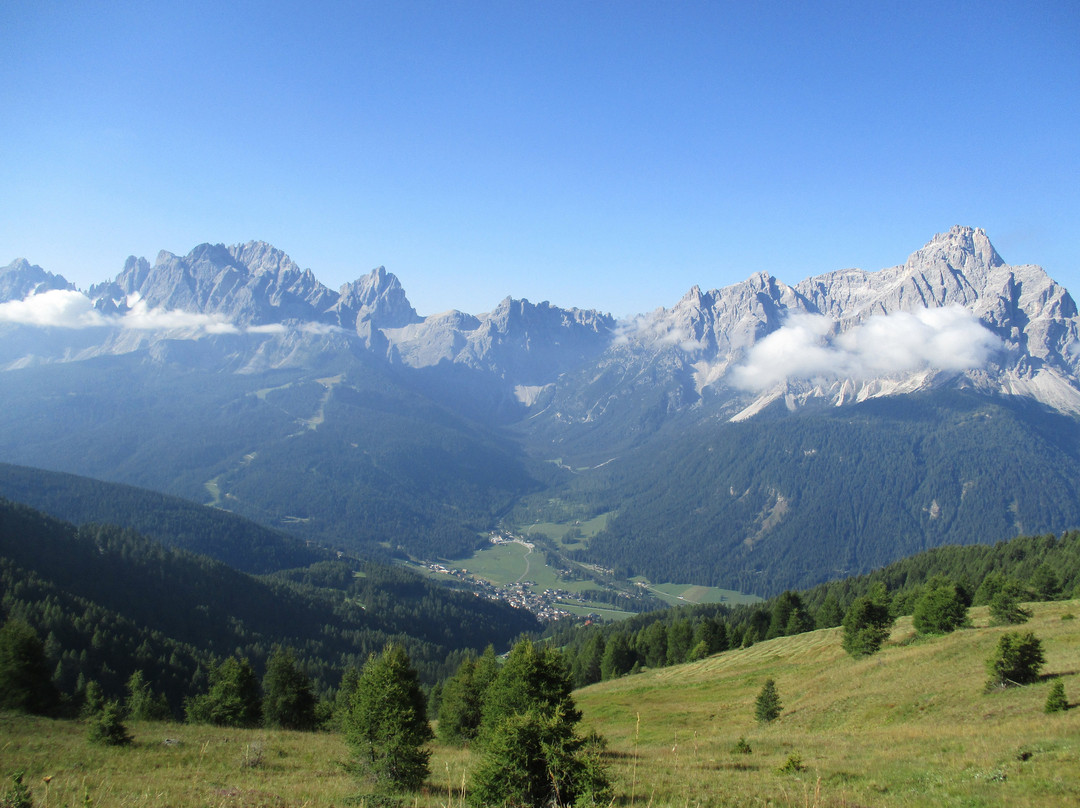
[731,306,1002,391]
[0,289,312,336]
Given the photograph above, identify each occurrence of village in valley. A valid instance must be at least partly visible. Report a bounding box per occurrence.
[425,531,601,622]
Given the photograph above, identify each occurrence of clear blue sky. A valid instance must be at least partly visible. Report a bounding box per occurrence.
[2,1,1077,318]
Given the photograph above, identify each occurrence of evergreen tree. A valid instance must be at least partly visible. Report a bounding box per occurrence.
[344,644,432,794]
[469,709,611,808]
[262,647,317,731]
[334,664,361,729]
[754,678,781,723]
[438,657,481,745]
[480,640,581,735]
[988,579,1032,625]
[1045,679,1068,713]
[841,583,894,658]
[470,639,609,808]
[816,592,844,628]
[638,622,668,669]
[573,633,605,687]
[1030,563,1061,601]
[768,591,807,638]
[87,700,133,746]
[185,656,262,727]
[666,619,693,665]
[986,631,1045,688]
[125,670,171,721]
[599,633,635,680]
[80,680,105,719]
[0,618,59,714]
[692,616,728,655]
[912,576,969,635]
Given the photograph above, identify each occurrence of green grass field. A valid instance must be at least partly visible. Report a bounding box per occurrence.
[3,602,1077,806]
[574,599,1080,807]
[644,581,763,607]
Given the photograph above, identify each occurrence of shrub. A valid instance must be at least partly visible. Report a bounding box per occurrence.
[0,772,33,808]
[778,753,805,774]
[730,737,752,755]
[986,631,1045,689]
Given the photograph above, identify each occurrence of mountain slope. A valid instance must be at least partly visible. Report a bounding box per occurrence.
[563,391,1080,591]
[0,497,540,704]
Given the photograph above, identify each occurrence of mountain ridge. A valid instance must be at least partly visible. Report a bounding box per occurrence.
[3,226,1078,422]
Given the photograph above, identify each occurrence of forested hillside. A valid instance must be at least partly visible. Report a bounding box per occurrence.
[0,463,322,574]
[565,392,1080,592]
[0,498,539,711]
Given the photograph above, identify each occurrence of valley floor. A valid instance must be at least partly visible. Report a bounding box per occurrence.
[2,602,1078,807]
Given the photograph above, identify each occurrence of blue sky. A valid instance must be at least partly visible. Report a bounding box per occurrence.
[2,0,1077,318]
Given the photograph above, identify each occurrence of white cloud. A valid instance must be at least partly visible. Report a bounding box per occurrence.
[613,311,704,353]
[0,289,108,328]
[119,293,240,333]
[731,306,1001,391]
[0,289,309,338]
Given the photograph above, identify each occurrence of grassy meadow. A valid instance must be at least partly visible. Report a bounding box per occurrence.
[2,601,1077,807]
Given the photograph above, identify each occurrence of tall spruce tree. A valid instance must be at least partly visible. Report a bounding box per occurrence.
[0,618,59,715]
[262,647,317,731]
[344,644,432,794]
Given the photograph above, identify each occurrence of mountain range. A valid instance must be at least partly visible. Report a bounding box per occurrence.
[2,226,1078,592]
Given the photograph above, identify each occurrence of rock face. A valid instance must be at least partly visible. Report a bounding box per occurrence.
[0,259,75,302]
[3,227,1079,421]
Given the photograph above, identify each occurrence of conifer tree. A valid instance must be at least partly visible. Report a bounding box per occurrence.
[470,639,609,808]
[913,576,970,635]
[988,579,1032,625]
[125,670,171,721]
[262,647,316,730]
[754,678,781,723]
[841,583,894,658]
[986,631,1045,688]
[344,644,432,794]
[88,700,133,746]
[1045,679,1068,713]
[185,656,262,727]
[599,633,635,680]
[0,618,59,715]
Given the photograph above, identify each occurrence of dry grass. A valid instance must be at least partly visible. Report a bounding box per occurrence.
[1,602,1077,807]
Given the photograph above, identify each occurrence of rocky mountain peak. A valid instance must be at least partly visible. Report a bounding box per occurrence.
[0,259,75,303]
[334,266,419,331]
